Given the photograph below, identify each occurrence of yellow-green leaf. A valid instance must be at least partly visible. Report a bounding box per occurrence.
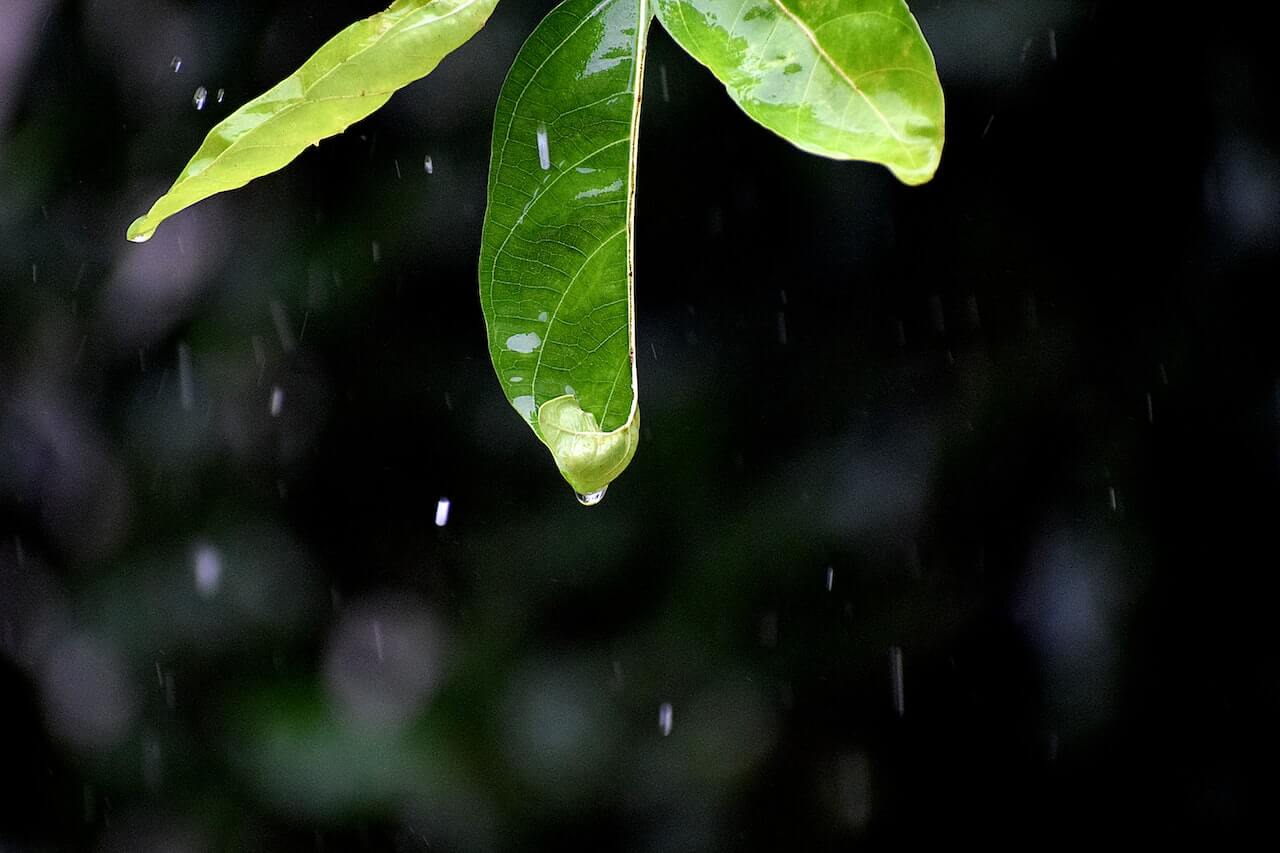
[655,0,944,184]
[126,0,499,243]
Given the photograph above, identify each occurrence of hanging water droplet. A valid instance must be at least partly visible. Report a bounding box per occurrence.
[658,702,673,736]
[423,155,434,175]
[536,121,551,170]
[192,86,207,110]
[170,56,182,73]
[575,486,607,506]
[216,88,225,103]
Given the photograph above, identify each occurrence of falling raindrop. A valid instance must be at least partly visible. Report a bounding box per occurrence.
[825,566,834,591]
[424,155,434,174]
[177,343,194,411]
[434,497,451,527]
[889,646,904,718]
[269,386,284,417]
[1048,28,1058,61]
[371,241,381,263]
[536,122,551,170]
[658,702,673,736]
[170,56,182,73]
[659,64,670,102]
[575,486,607,506]
[216,88,225,103]
[393,158,402,179]
[192,86,207,110]
[269,300,296,353]
[193,545,222,598]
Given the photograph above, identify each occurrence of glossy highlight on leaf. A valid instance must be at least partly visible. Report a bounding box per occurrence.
[479,0,650,499]
[654,0,943,184]
[125,0,499,243]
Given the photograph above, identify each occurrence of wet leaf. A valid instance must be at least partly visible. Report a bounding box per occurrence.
[125,0,499,243]
[654,0,943,184]
[479,0,650,499]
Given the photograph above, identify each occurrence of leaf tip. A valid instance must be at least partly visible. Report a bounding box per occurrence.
[537,395,639,499]
[126,215,156,244]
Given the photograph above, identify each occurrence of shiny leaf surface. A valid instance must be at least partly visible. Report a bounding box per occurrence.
[479,0,650,499]
[654,0,943,184]
[125,0,499,243]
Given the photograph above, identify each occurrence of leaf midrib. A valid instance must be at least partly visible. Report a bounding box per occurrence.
[767,0,918,166]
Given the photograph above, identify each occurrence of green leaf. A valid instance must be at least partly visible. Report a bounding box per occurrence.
[479,0,651,502]
[125,0,499,243]
[654,0,943,184]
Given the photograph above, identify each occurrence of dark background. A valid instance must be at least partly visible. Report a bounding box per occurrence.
[2,0,1278,849]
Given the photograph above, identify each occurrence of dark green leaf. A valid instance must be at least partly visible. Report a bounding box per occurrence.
[479,0,650,501]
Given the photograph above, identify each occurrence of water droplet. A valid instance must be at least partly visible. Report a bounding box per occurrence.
[423,155,434,174]
[659,64,670,102]
[825,566,834,591]
[192,86,207,110]
[269,386,284,417]
[216,88,225,103]
[269,300,296,353]
[658,702,673,736]
[505,332,541,354]
[434,497,451,527]
[889,646,904,718]
[193,545,222,597]
[536,122,551,170]
[371,241,381,263]
[575,486,607,506]
[177,342,194,411]
[170,56,182,73]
